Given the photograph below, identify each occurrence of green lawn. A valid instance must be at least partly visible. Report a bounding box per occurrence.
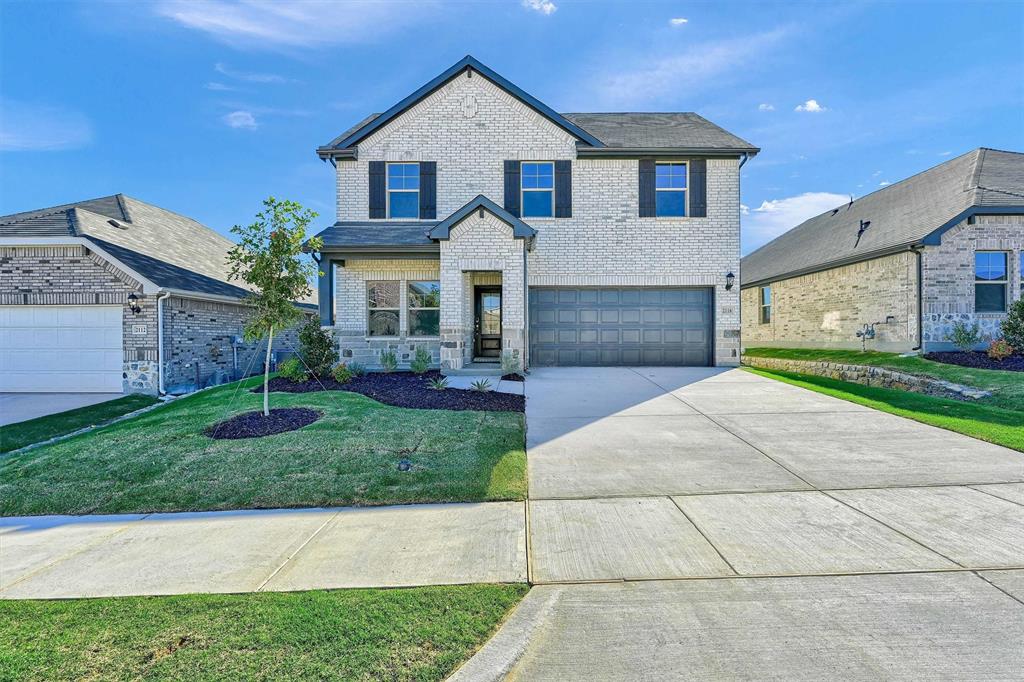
[0,376,526,516]
[0,584,528,682]
[743,347,1024,412]
[0,394,159,454]
[746,367,1024,452]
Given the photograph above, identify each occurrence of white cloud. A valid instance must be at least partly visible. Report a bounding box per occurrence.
[522,0,556,14]
[223,110,258,129]
[0,101,93,151]
[669,17,688,26]
[596,28,790,106]
[794,98,826,112]
[878,180,891,187]
[742,192,848,253]
[155,0,432,48]
[740,204,750,215]
[938,150,952,156]
[215,62,288,84]
[205,81,240,91]
[758,103,775,111]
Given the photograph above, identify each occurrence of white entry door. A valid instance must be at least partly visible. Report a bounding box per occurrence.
[0,305,124,392]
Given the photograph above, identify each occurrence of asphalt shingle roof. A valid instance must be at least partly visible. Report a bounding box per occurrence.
[315,222,436,248]
[0,194,261,301]
[563,113,758,151]
[741,148,1024,287]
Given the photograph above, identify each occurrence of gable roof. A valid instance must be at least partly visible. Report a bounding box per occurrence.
[319,55,605,153]
[741,148,1024,287]
[429,195,536,240]
[0,194,257,301]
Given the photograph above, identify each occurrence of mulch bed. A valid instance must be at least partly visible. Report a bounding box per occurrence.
[255,370,525,413]
[924,351,1024,372]
[501,373,526,382]
[206,408,322,440]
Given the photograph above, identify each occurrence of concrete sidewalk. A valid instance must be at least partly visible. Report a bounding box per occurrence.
[0,502,526,599]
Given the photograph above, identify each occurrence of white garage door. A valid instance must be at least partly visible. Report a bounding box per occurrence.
[0,306,123,392]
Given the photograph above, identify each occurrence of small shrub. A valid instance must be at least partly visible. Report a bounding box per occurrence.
[379,351,398,373]
[347,362,366,377]
[987,338,1015,361]
[1001,299,1024,352]
[470,379,492,392]
[331,362,353,384]
[947,321,983,351]
[278,357,308,383]
[428,376,449,391]
[500,351,520,375]
[410,347,432,374]
[297,319,337,378]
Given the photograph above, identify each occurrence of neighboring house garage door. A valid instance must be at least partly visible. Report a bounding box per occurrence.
[0,306,123,392]
[529,287,713,367]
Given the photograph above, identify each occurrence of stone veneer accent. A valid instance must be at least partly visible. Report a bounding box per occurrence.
[331,70,741,366]
[741,251,919,352]
[1,244,310,394]
[921,215,1023,348]
[742,355,991,401]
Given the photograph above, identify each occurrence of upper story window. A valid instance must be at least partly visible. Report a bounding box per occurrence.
[521,162,554,218]
[655,162,687,217]
[387,163,419,219]
[975,251,1008,313]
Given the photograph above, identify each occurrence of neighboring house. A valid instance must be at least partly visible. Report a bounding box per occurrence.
[0,195,313,394]
[310,56,757,371]
[741,148,1024,352]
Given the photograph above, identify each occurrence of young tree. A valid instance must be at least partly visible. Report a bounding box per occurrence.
[226,198,323,416]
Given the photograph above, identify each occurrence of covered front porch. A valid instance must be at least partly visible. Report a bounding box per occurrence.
[315,196,534,372]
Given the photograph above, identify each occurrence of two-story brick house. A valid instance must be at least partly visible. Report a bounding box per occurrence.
[310,56,758,371]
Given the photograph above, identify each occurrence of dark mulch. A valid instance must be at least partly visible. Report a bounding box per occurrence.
[501,373,526,382]
[255,370,525,413]
[924,351,1024,372]
[206,408,322,440]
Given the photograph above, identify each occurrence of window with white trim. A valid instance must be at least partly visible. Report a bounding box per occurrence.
[387,163,419,219]
[521,162,554,218]
[975,251,1008,313]
[367,281,400,336]
[655,162,687,217]
[760,286,772,324]
[407,281,440,337]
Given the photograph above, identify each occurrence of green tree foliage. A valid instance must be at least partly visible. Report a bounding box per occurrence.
[226,198,322,415]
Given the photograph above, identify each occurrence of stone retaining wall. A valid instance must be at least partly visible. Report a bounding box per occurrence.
[741,355,991,401]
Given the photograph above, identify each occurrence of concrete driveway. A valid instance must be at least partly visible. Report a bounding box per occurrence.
[0,392,125,426]
[454,366,1024,680]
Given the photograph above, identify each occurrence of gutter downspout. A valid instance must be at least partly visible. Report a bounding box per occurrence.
[739,152,750,169]
[157,291,171,395]
[911,246,924,352]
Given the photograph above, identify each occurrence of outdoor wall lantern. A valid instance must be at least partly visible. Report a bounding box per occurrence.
[127,292,142,315]
[725,272,735,290]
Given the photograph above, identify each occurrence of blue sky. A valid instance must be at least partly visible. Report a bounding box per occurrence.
[1,0,1021,254]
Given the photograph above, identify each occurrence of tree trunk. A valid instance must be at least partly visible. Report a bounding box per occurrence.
[263,325,274,417]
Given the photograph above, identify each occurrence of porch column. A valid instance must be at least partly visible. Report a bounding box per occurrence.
[318,258,334,326]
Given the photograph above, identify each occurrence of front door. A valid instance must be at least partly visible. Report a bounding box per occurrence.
[474,287,502,359]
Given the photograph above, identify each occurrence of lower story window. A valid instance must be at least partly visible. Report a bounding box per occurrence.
[975,251,1008,313]
[759,285,772,324]
[367,281,400,336]
[408,280,440,336]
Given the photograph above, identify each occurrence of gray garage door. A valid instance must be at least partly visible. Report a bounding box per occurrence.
[529,287,713,367]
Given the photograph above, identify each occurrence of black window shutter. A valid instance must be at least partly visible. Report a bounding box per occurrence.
[368,161,386,219]
[689,159,707,217]
[554,160,572,218]
[419,161,436,219]
[638,159,656,217]
[503,160,521,217]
